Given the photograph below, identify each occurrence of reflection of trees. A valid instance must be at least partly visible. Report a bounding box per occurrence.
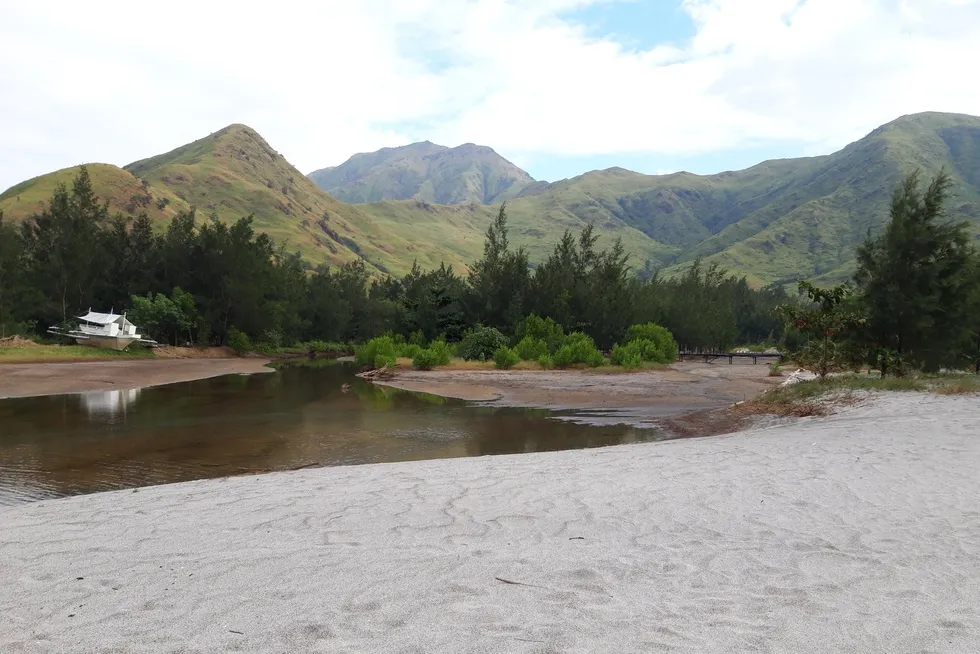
[2,362,665,505]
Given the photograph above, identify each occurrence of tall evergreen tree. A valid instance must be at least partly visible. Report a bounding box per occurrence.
[21,166,108,323]
[854,169,979,371]
[467,203,530,332]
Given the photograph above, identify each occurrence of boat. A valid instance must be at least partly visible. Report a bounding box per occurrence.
[48,310,158,351]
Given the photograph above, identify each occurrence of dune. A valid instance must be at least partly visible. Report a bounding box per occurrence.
[1,393,978,652]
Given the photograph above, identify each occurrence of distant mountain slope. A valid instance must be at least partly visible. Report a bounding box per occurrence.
[5,112,980,286]
[309,141,535,205]
[503,112,980,285]
[2,126,665,277]
[122,124,423,274]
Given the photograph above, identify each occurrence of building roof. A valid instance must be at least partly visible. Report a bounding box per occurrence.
[78,311,131,326]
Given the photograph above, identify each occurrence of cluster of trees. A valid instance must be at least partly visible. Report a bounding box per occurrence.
[0,166,787,351]
[779,170,980,375]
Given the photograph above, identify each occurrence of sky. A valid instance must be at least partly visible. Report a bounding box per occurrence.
[2,0,980,192]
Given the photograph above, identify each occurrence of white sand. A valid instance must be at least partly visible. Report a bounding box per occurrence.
[2,393,979,653]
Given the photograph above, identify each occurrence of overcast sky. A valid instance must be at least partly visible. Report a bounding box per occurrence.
[2,0,980,192]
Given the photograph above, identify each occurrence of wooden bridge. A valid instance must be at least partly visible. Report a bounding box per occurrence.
[678,351,785,365]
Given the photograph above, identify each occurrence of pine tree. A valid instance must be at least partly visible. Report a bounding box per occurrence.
[854,169,979,372]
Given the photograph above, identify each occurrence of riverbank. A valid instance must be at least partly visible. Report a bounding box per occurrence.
[0,358,273,399]
[1,392,977,652]
[374,361,781,429]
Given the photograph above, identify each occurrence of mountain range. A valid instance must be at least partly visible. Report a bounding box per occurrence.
[3,112,979,285]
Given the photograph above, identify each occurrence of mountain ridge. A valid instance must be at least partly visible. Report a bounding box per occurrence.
[4,111,980,287]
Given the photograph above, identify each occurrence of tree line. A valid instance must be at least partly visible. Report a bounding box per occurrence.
[0,165,804,353]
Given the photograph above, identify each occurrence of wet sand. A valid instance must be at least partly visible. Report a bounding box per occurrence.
[0,358,273,399]
[376,362,781,425]
[2,393,977,652]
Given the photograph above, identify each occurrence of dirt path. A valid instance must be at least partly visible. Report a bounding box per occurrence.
[0,358,273,399]
[376,361,782,429]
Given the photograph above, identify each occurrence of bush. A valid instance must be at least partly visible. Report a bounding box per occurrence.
[611,337,676,368]
[397,343,423,359]
[374,353,397,368]
[412,348,441,370]
[514,336,549,361]
[515,314,564,352]
[618,350,644,370]
[428,340,453,365]
[409,330,427,347]
[537,354,555,369]
[624,323,678,363]
[355,335,397,366]
[227,327,252,355]
[553,332,604,368]
[458,326,509,361]
[493,346,520,370]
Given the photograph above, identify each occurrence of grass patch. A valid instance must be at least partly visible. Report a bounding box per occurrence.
[740,373,980,417]
[0,344,155,363]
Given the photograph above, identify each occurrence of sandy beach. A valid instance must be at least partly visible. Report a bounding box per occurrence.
[2,392,978,652]
[0,358,273,399]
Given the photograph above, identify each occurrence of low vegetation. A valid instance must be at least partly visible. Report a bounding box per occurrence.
[741,373,980,418]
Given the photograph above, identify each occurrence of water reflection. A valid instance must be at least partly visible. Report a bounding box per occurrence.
[0,362,667,506]
[79,388,141,419]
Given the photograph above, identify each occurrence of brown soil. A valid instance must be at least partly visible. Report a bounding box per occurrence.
[0,335,41,347]
[0,358,273,399]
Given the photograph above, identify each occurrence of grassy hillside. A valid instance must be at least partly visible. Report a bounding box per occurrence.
[123,124,423,275]
[657,112,980,284]
[309,141,535,205]
[0,163,191,224]
[358,198,673,274]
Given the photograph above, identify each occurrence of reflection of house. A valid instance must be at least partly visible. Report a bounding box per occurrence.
[49,310,155,351]
[80,388,140,417]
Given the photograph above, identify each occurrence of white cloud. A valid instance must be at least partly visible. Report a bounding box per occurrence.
[1,0,979,190]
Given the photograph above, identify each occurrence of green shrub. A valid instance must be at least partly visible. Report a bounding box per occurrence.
[397,343,423,359]
[493,346,520,369]
[537,354,555,369]
[355,335,397,366]
[412,348,441,370]
[553,332,604,368]
[611,338,666,368]
[515,314,564,352]
[409,330,427,347]
[515,336,549,361]
[428,340,453,365]
[624,323,678,363]
[227,327,252,355]
[615,348,644,370]
[374,353,397,368]
[458,326,509,361]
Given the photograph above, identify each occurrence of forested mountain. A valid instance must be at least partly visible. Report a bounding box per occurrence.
[308,141,534,205]
[3,112,980,286]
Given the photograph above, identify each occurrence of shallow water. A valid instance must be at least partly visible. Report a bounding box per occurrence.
[0,361,665,506]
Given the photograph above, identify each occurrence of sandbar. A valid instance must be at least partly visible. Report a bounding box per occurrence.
[1,393,977,652]
[0,358,272,399]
